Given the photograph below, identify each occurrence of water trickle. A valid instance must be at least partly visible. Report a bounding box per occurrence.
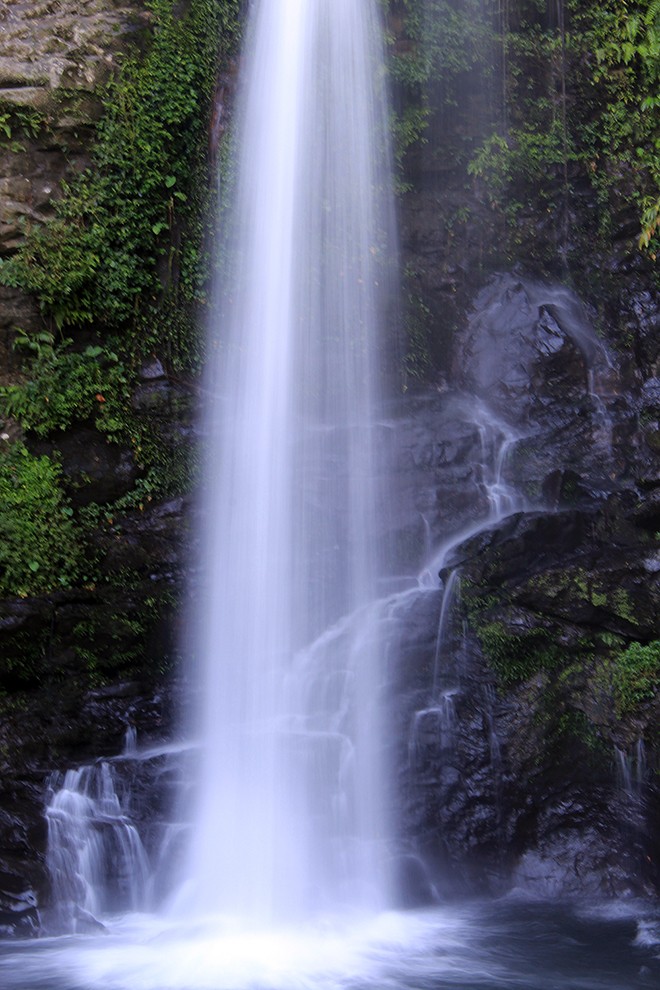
[423,398,526,583]
[180,0,396,923]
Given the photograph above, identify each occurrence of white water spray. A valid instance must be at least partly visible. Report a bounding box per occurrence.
[181,0,396,923]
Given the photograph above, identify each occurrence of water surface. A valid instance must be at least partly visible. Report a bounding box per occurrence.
[1,901,658,990]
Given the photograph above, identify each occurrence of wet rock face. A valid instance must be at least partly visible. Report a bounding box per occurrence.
[0,0,146,343]
[0,873,40,938]
[453,274,643,496]
[387,273,660,903]
[454,276,603,421]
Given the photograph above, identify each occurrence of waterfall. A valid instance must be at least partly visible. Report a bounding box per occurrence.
[180,0,396,923]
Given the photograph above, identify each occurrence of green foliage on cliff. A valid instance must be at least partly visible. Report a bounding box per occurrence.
[2,342,130,438]
[0,443,81,597]
[0,0,240,355]
[613,639,660,716]
[385,0,499,171]
[464,0,660,263]
[388,0,660,270]
[0,0,240,600]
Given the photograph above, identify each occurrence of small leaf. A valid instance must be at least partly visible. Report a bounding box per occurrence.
[165,175,177,188]
[28,561,40,573]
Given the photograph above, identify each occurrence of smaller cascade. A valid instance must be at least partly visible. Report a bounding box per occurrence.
[586,366,617,461]
[409,573,462,772]
[402,392,531,890]
[432,571,462,696]
[408,396,526,772]
[615,740,648,803]
[420,397,526,586]
[46,762,150,931]
[474,407,522,522]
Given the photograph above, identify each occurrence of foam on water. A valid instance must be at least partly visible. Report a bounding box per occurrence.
[3,903,660,990]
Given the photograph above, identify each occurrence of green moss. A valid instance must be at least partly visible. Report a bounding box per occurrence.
[612,588,639,626]
[554,707,607,756]
[476,620,563,686]
[527,568,640,621]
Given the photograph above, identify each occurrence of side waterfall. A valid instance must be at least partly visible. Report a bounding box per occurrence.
[181,0,396,922]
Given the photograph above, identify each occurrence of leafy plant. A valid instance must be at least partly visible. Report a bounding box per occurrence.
[384,0,500,171]
[0,443,82,597]
[1,342,130,438]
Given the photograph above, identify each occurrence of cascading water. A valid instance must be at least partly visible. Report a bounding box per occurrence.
[45,763,151,930]
[180,0,396,923]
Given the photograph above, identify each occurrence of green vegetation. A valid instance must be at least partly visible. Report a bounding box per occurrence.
[0,0,241,601]
[476,619,563,686]
[0,107,47,154]
[612,639,660,716]
[466,0,660,264]
[525,568,641,626]
[71,589,178,685]
[385,0,660,273]
[385,0,500,173]
[470,589,659,723]
[0,0,239,351]
[0,442,82,597]
[2,340,129,438]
